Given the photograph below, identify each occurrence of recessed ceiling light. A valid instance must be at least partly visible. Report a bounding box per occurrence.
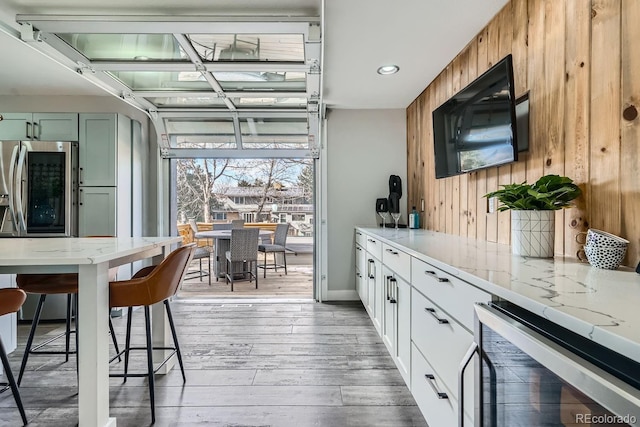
[377,65,399,75]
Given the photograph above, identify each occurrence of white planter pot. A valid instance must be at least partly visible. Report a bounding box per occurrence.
[511,210,555,257]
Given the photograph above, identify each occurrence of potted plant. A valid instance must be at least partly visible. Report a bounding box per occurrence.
[484,174,582,257]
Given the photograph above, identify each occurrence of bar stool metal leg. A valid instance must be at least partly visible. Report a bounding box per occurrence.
[17,294,46,386]
[144,306,156,424]
[164,300,186,382]
[123,307,133,382]
[0,337,28,426]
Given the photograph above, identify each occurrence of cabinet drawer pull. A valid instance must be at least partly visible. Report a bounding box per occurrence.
[385,248,399,255]
[424,270,449,282]
[424,374,449,399]
[356,232,362,235]
[356,247,361,251]
[425,307,449,324]
[26,122,31,139]
[389,277,397,303]
[367,238,376,243]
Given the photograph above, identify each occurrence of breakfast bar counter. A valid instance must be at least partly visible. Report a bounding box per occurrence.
[0,236,182,427]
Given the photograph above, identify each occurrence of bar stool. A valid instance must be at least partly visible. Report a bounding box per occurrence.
[109,245,194,424]
[16,273,122,385]
[0,288,28,426]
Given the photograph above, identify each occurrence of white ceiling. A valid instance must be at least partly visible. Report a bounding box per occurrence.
[0,0,508,109]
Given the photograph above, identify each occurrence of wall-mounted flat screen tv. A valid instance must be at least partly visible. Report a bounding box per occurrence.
[432,54,518,179]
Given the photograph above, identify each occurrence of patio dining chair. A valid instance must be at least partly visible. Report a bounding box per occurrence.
[225,228,260,291]
[258,223,290,278]
[185,219,212,286]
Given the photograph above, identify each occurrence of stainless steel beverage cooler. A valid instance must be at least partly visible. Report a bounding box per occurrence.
[468,302,640,426]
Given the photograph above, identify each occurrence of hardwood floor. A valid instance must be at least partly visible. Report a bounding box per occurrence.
[0,300,427,426]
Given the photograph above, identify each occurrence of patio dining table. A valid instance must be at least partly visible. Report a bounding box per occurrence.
[194,229,273,278]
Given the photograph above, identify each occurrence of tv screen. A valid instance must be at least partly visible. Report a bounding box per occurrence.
[432,54,518,179]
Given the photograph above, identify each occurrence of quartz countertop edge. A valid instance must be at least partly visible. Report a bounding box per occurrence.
[0,236,183,266]
[356,226,640,362]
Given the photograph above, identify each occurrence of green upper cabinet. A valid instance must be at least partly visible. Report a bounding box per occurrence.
[79,114,131,187]
[0,113,78,141]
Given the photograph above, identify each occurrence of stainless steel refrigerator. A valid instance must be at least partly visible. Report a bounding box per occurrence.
[0,140,78,320]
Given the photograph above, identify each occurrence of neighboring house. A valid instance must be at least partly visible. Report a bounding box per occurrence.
[216,186,313,235]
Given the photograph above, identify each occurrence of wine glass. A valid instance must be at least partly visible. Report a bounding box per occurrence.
[376,198,389,228]
[378,211,390,228]
[391,212,401,229]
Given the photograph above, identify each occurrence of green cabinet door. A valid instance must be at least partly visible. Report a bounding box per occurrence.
[78,187,116,237]
[79,114,117,186]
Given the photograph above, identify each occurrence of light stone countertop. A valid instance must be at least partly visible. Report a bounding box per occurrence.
[0,236,182,267]
[357,227,640,362]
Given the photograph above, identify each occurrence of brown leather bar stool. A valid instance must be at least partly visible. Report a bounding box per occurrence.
[0,288,28,426]
[16,273,122,386]
[109,245,194,424]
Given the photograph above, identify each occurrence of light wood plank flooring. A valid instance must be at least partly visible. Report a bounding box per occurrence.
[0,300,427,426]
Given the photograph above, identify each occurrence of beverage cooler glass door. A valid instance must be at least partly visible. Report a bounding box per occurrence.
[20,141,74,236]
[474,302,640,427]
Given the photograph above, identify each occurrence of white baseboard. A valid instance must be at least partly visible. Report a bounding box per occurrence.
[325,289,359,301]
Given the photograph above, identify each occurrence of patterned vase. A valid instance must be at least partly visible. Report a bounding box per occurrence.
[511,210,555,257]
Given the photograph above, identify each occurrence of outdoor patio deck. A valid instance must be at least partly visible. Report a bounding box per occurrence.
[178,237,314,299]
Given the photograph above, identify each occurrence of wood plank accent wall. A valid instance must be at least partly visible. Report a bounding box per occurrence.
[406,0,640,266]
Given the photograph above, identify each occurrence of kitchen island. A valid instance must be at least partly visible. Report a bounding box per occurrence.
[0,236,182,427]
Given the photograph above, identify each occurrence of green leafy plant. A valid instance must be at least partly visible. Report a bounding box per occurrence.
[484,174,582,211]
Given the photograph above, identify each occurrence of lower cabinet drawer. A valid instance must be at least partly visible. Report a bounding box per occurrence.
[411,288,473,399]
[411,257,490,331]
[411,343,473,427]
[382,242,411,281]
[365,235,383,260]
[411,343,457,427]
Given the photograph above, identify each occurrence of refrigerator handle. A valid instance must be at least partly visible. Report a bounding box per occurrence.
[15,145,27,233]
[7,145,19,233]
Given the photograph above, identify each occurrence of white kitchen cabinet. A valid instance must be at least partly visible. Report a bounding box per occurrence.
[354,227,486,427]
[78,187,116,237]
[79,113,132,190]
[0,112,78,141]
[396,276,411,384]
[382,265,411,385]
[382,266,396,353]
[365,257,377,318]
[355,243,367,306]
